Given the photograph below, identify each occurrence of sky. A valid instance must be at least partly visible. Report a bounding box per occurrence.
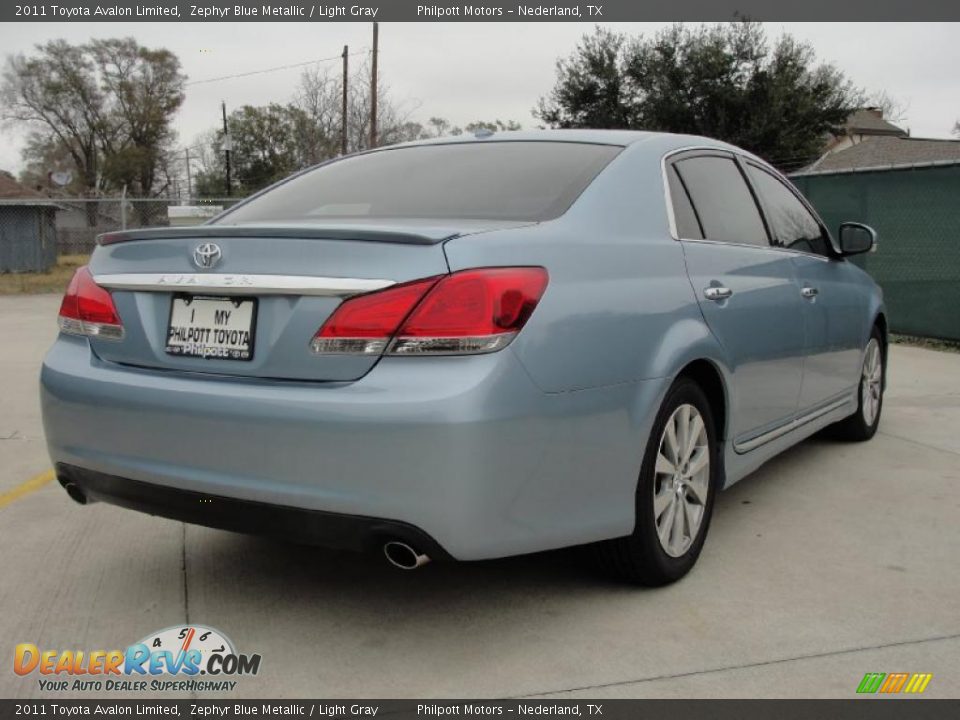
[0,22,958,176]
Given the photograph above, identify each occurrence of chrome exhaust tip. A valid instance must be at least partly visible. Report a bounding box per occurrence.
[383,540,431,570]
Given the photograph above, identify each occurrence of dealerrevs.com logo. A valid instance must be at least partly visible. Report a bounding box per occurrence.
[14,625,261,693]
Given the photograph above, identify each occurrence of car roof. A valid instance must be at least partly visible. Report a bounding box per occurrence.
[392,128,745,154]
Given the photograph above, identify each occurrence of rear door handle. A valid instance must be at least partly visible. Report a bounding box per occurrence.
[703,286,733,301]
[801,286,819,299]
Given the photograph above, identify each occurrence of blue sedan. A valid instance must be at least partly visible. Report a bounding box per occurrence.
[41,130,886,584]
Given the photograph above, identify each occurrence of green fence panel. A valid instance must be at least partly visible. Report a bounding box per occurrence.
[792,165,960,341]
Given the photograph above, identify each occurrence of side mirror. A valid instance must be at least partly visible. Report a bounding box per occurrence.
[838,222,877,256]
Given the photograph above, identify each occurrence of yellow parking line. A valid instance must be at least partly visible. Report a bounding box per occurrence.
[0,469,56,509]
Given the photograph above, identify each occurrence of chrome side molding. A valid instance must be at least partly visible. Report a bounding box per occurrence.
[93,273,395,297]
[734,394,855,453]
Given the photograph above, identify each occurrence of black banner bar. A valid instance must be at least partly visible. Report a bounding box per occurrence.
[4,0,960,22]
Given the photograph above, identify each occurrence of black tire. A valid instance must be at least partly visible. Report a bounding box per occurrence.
[826,326,884,442]
[594,377,719,586]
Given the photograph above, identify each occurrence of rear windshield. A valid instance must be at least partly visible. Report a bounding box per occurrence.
[217,141,622,224]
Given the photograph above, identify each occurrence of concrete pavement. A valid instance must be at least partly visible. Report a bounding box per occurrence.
[1,294,958,699]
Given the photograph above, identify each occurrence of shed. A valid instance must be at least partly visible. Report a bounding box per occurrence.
[0,171,61,273]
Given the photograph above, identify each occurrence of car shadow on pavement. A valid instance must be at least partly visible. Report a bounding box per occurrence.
[179,434,843,616]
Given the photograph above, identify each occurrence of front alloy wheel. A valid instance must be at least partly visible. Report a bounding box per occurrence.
[861,338,883,427]
[827,325,885,441]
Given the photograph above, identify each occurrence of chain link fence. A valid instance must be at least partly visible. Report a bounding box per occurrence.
[791,164,960,341]
[0,198,244,271]
[53,198,243,256]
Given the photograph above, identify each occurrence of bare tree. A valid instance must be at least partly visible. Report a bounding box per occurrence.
[292,57,424,159]
[291,65,343,164]
[191,60,522,197]
[17,130,88,194]
[89,37,185,205]
[2,37,185,223]
[867,90,909,126]
[2,40,110,208]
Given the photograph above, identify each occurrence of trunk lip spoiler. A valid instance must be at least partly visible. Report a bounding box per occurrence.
[97,225,459,247]
[93,273,396,297]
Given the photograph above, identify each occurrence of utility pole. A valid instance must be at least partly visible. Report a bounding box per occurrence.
[221,101,232,196]
[369,21,378,149]
[341,45,349,155]
[184,147,192,203]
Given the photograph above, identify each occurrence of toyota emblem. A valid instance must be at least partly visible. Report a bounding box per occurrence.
[193,243,222,269]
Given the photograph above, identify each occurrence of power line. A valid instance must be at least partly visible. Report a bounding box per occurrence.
[185,49,369,87]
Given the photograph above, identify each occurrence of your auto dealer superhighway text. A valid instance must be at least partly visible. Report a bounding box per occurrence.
[190,4,379,17]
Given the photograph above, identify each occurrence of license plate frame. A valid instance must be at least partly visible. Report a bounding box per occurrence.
[165,294,258,361]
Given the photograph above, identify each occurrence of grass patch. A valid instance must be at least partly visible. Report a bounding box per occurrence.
[0,254,89,295]
[890,333,960,354]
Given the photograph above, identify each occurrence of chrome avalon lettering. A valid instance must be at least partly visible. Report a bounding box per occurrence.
[156,275,256,287]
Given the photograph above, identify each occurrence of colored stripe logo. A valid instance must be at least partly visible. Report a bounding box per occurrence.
[857,673,933,694]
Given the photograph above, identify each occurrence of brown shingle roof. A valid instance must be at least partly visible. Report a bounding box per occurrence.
[799,136,960,174]
[0,171,45,199]
[843,109,906,137]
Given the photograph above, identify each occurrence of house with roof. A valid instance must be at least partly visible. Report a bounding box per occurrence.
[0,170,61,273]
[823,107,908,154]
[803,106,960,174]
[802,135,960,174]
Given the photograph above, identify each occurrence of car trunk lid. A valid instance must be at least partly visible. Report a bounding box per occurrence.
[85,222,519,382]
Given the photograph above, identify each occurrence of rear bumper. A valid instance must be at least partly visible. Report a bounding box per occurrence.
[41,336,666,560]
[55,463,452,559]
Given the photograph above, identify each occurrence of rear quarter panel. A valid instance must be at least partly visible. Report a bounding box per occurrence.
[443,139,731,395]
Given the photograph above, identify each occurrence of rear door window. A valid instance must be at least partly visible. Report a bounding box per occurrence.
[667,166,704,240]
[673,155,769,247]
[745,163,832,257]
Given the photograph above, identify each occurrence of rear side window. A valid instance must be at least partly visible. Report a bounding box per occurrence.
[667,167,703,240]
[746,164,831,257]
[218,142,622,224]
[674,156,769,247]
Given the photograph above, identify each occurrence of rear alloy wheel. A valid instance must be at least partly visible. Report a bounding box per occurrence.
[827,327,884,441]
[595,378,718,586]
[654,404,711,558]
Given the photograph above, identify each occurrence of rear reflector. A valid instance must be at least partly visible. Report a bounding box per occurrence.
[58,266,124,340]
[311,267,548,356]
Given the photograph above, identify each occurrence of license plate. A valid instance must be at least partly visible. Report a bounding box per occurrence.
[165,295,256,361]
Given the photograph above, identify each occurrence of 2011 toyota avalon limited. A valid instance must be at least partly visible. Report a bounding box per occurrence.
[40,130,886,584]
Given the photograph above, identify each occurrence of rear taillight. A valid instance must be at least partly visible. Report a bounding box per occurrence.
[310,267,548,356]
[309,277,442,355]
[58,266,124,340]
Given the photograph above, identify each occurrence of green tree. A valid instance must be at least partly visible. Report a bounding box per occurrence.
[2,40,108,203]
[190,128,228,198]
[193,104,300,197]
[2,37,185,214]
[192,62,525,198]
[537,23,862,171]
[18,132,88,194]
[89,38,185,202]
